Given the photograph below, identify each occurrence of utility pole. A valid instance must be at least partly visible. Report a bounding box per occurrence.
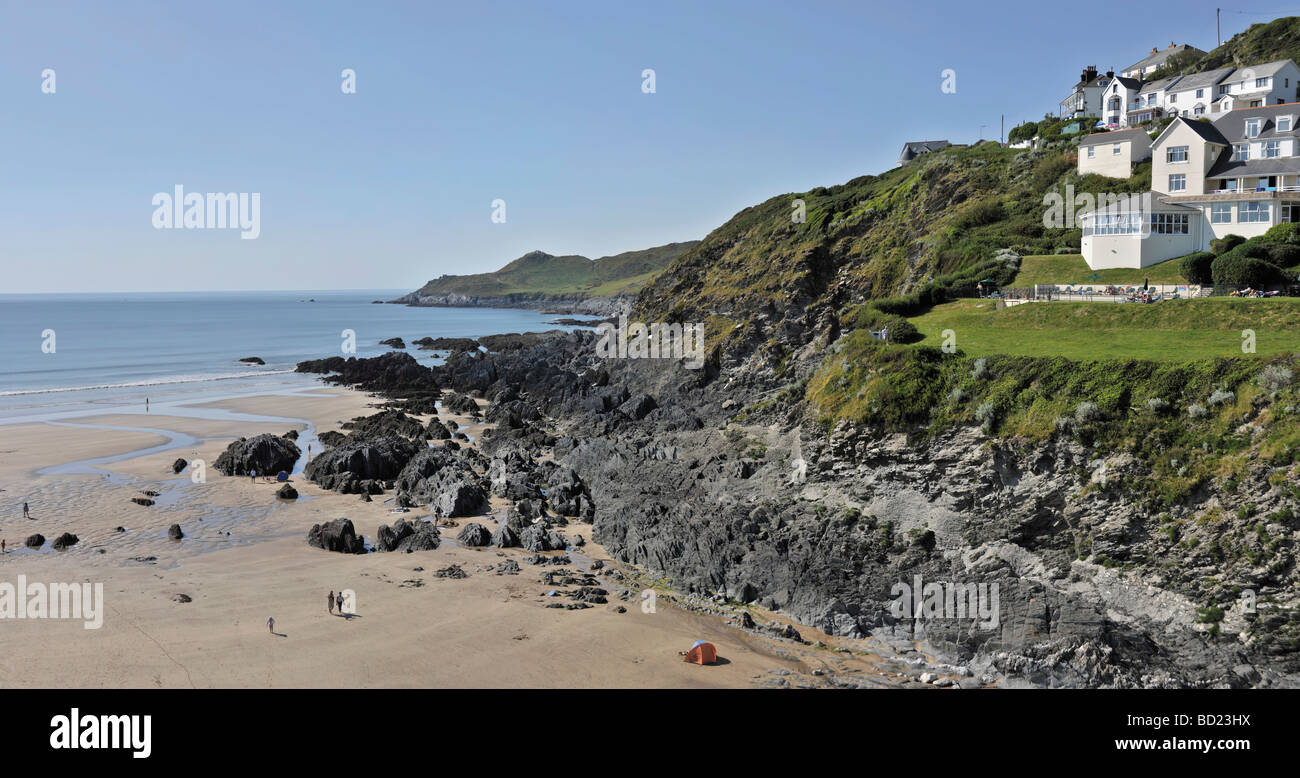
[979,124,987,140]
[1217,8,1221,47]
[1001,114,1005,145]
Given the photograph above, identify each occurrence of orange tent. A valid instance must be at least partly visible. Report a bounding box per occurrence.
[683,641,717,665]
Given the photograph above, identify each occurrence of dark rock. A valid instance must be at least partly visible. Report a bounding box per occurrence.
[215,433,301,477]
[305,435,422,493]
[52,532,79,551]
[277,484,299,499]
[375,518,440,552]
[307,518,366,554]
[171,458,188,474]
[131,497,155,507]
[172,594,193,603]
[456,522,491,546]
[379,337,406,349]
[413,336,479,352]
[167,524,184,540]
[284,429,299,440]
[341,409,426,440]
[434,564,469,579]
[239,356,265,365]
[491,522,520,548]
[25,534,44,549]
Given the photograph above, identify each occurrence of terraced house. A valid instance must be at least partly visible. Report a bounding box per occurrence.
[1081,104,1300,269]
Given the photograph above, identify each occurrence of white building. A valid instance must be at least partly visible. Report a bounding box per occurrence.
[1100,76,1142,127]
[1121,43,1206,80]
[1080,106,1300,269]
[1077,128,1153,178]
[1163,66,1236,120]
[1060,66,1112,120]
[1127,76,1182,124]
[1211,59,1300,112]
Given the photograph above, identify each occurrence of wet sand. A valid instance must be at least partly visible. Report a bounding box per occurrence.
[0,385,908,688]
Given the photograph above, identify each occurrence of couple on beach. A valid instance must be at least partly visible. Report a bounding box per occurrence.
[327,590,347,617]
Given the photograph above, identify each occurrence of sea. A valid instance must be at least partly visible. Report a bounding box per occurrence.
[0,290,579,425]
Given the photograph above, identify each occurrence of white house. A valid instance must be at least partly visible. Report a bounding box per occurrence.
[1077,128,1153,178]
[1100,75,1142,127]
[1121,43,1206,80]
[1060,65,1111,120]
[1211,59,1300,112]
[1080,107,1300,269]
[1163,66,1236,120]
[1127,76,1182,124]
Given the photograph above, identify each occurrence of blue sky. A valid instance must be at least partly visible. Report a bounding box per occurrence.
[0,0,1276,293]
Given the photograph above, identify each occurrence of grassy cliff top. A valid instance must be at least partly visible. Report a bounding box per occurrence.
[408,242,698,299]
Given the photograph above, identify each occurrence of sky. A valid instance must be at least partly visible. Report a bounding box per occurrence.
[0,0,1283,293]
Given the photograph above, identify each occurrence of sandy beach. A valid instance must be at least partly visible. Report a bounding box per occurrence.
[0,384,914,689]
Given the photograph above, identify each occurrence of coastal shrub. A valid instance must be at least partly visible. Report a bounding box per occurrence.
[971,358,988,380]
[1210,234,1246,255]
[1207,389,1235,407]
[948,387,967,404]
[1258,365,1294,392]
[1262,222,1300,245]
[1074,401,1102,424]
[1179,252,1215,285]
[1257,243,1300,268]
[1145,397,1170,414]
[975,401,996,430]
[1188,403,1209,419]
[1210,251,1287,288]
[953,198,1006,232]
[1053,416,1073,432]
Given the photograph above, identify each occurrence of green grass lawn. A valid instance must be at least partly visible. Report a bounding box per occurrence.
[909,298,1300,361]
[1010,254,1189,287]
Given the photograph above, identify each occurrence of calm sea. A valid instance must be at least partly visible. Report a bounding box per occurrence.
[0,290,576,422]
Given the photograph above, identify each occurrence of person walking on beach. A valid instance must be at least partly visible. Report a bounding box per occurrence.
[328,590,335,615]
[2,539,6,554]
[22,502,29,520]
[267,616,275,634]
[336,591,344,616]
[250,469,257,484]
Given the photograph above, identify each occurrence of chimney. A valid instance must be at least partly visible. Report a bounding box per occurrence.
[1168,41,1175,49]
[1151,47,1159,55]
[1106,70,1115,79]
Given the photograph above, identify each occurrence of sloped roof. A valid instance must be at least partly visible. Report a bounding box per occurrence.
[1080,128,1151,146]
[1167,66,1236,93]
[898,140,951,164]
[1222,59,1296,82]
[1123,44,1206,74]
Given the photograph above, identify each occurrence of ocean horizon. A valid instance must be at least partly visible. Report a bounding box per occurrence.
[0,290,580,421]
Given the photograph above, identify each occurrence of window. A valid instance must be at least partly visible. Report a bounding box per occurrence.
[1246,118,1262,137]
[1220,85,1229,94]
[1087,146,1095,158]
[1086,212,1146,236]
[1212,203,1233,223]
[1224,179,1239,192]
[1256,77,1269,88]
[1265,140,1281,158]
[1233,144,1251,161]
[1279,116,1293,132]
[1196,88,1204,98]
[1113,144,1122,155]
[1169,174,1187,192]
[1169,93,1178,103]
[1167,145,1191,164]
[1150,213,1190,234]
[1239,202,1271,223]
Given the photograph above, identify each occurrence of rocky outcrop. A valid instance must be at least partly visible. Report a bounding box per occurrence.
[308,518,366,554]
[375,518,440,552]
[456,522,491,546]
[277,484,298,499]
[239,356,265,365]
[214,434,301,477]
[172,458,188,474]
[52,532,79,551]
[25,534,44,549]
[340,409,426,441]
[379,337,406,349]
[413,336,479,352]
[304,435,422,493]
[393,448,489,517]
[167,524,184,540]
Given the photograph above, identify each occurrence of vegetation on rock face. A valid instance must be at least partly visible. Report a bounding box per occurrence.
[1153,17,1300,78]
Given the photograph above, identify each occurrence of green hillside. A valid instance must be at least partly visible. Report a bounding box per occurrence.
[1151,16,1300,78]
[409,241,698,299]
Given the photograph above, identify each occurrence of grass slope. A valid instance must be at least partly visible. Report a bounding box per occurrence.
[1011,254,1188,287]
[909,298,1300,361]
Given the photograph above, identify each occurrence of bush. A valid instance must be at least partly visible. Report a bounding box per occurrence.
[1145,397,1170,414]
[1207,389,1235,407]
[1211,250,1287,287]
[1262,222,1300,245]
[1074,401,1102,424]
[1188,403,1209,418]
[972,358,988,379]
[1258,243,1300,268]
[1211,234,1246,255]
[1258,365,1294,392]
[1179,251,1215,285]
[975,402,996,429]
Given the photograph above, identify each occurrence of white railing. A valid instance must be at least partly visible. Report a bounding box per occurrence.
[1210,185,1300,194]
